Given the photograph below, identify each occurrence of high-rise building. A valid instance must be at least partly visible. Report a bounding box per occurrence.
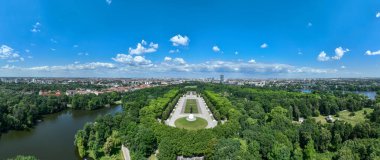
[220,74,224,83]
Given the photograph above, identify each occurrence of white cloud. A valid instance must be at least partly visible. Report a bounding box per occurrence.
[1,64,16,69]
[50,38,58,44]
[169,49,180,53]
[235,51,239,55]
[332,47,349,60]
[20,62,116,71]
[248,59,256,63]
[212,45,221,52]
[317,51,330,62]
[0,45,23,62]
[154,60,337,75]
[164,56,172,62]
[365,50,380,56]
[1,57,338,77]
[317,47,349,62]
[260,43,268,48]
[129,40,158,55]
[297,49,303,55]
[170,34,190,46]
[73,45,79,48]
[31,22,41,33]
[173,58,186,65]
[25,49,30,53]
[308,22,313,27]
[50,48,56,52]
[0,45,20,58]
[376,12,380,18]
[341,66,346,69]
[106,0,112,5]
[163,57,186,65]
[112,54,152,66]
[78,52,89,56]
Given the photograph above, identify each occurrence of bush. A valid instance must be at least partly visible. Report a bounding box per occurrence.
[7,155,38,160]
[349,112,355,117]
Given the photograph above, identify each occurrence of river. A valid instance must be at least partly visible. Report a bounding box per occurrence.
[0,105,122,160]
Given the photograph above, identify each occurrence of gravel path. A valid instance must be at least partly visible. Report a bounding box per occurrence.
[165,92,218,128]
[121,145,131,160]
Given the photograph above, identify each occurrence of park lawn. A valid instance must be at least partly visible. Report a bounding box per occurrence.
[313,108,373,125]
[175,117,208,130]
[184,99,198,113]
[114,100,122,105]
[313,115,328,124]
[184,86,197,89]
[148,155,158,160]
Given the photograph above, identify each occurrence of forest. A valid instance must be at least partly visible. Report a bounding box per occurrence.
[0,82,122,134]
[74,82,380,160]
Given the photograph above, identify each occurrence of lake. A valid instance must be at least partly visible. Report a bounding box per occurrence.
[0,105,122,160]
[354,91,377,100]
[300,89,312,93]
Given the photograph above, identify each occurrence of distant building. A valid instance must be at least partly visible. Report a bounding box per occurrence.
[66,90,77,96]
[177,156,204,160]
[220,74,224,83]
[298,117,305,123]
[39,90,61,96]
[326,115,335,123]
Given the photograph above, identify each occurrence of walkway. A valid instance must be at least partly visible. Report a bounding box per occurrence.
[165,92,218,128]
[121,145,131,160]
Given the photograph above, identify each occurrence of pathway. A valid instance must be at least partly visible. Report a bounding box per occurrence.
[165,92,218,128]
[121,145,131,160]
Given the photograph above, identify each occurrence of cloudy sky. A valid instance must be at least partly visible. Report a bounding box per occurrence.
[1,0,380,78]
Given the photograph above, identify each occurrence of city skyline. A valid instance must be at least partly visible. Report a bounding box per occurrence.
[1,0,380,78]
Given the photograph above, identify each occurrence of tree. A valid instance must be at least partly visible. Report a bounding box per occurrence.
[317,128,331,152]
[292,143,303,160]
[268,142,291,160]
[304,140,316,160]
[336,146,360,160]
[8,155,38,160]
[103,131,121,156]
[212,138,242,160]
[74,130,87,157]
[248,141,262,160]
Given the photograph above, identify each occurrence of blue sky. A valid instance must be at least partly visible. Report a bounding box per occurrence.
[1,0,380,78]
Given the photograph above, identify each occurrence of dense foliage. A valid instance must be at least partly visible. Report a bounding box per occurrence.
[70,82,380,159]
[7,155,38,160]
[0,83,122,134]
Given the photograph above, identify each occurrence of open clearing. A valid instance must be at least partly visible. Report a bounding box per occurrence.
[184,99,198,113]
[174,117,208,130]
[313,108,374,125]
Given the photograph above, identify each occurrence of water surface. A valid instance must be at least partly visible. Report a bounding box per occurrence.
[354,91,377,100]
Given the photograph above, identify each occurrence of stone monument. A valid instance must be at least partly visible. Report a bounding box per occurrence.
[186,114,196,121]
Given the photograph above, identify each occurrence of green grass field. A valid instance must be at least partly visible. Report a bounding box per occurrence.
[184,99,198,113]
[174,117,208,130]
[313,108,373,125]
[184,86,197,88]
